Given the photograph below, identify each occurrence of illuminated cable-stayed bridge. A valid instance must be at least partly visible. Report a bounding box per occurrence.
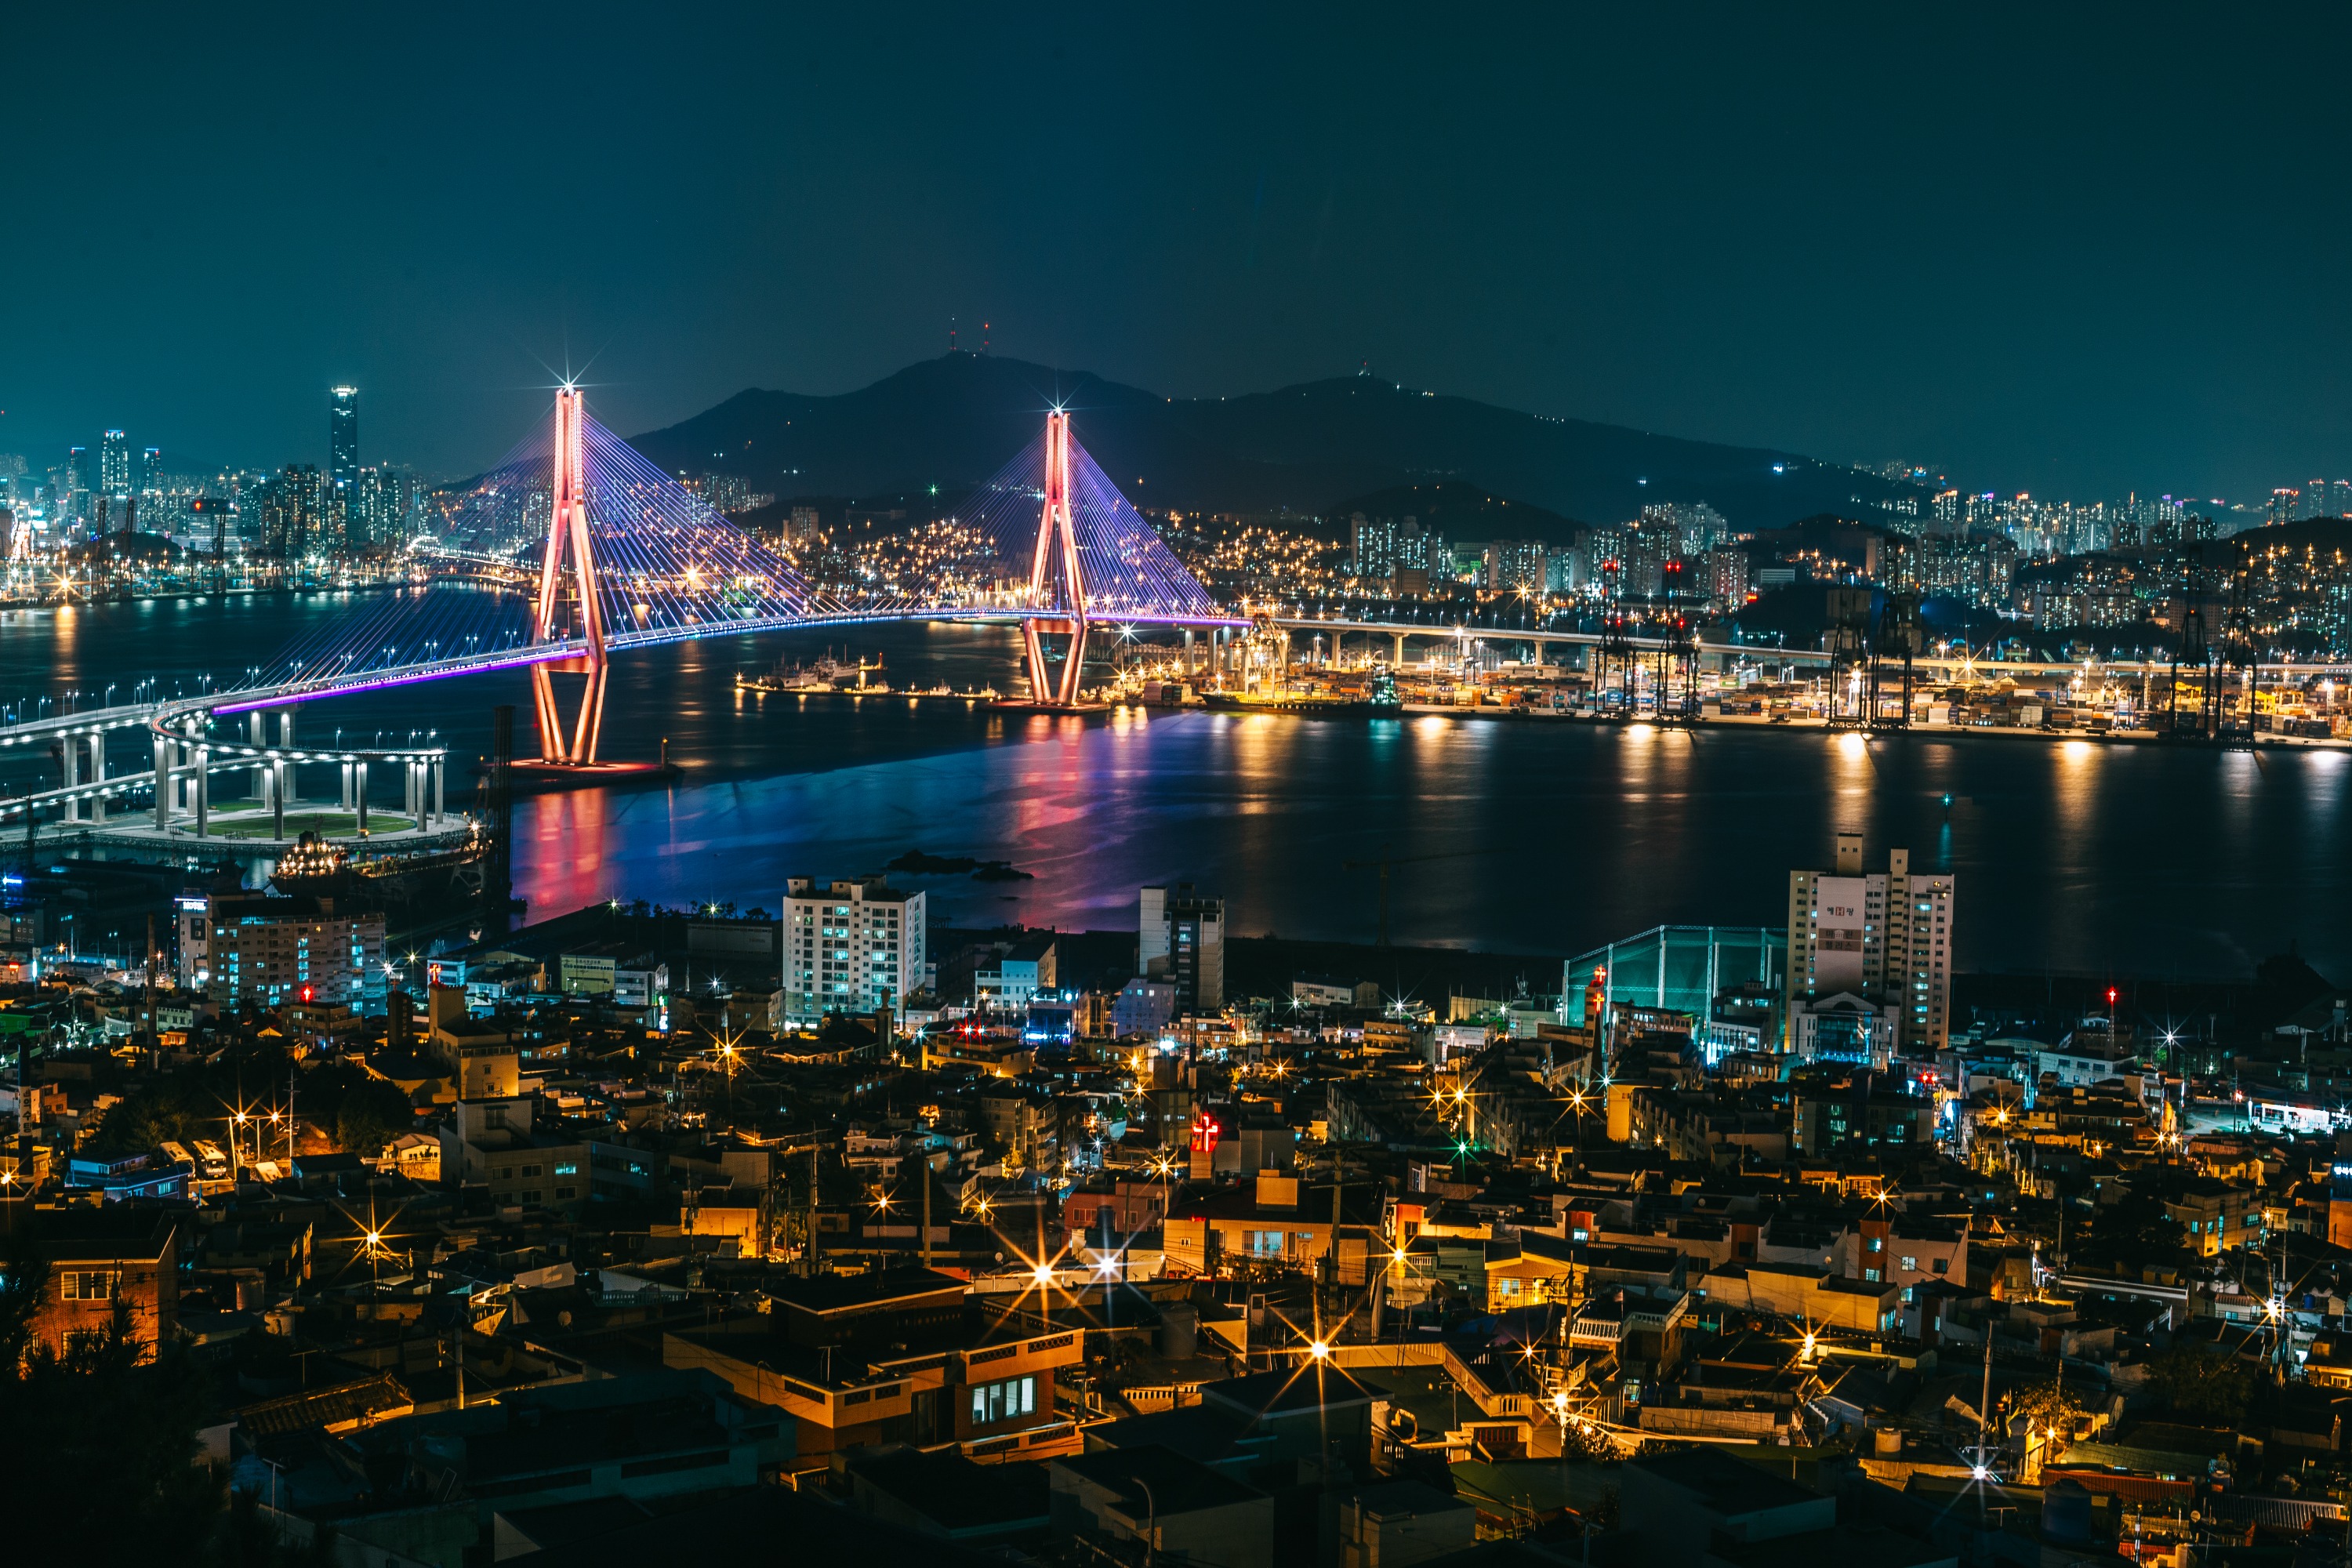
[0,391,1238,836]
[0,391,2340,839]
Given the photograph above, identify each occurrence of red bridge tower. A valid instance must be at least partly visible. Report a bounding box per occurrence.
[1020,412,1090,706]
[529,387,609,764]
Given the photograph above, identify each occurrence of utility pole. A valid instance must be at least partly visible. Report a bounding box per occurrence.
[143,912,156,1062]
[1979,1329,1995,1478]
[806,1144,820,1278]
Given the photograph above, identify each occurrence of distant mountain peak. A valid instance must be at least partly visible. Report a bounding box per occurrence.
[628,357,1923,528]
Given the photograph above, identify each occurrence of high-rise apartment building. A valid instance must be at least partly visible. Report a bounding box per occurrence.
[329,387,360,490]
[1482,539,1548,593]
[1138,883,1224,1011]
[780,875,926,1024]
[1642,500,1729,555]
[1787,832,1954,1054]
[1706,545,1750,605]
[65,447,91,529]
[253,464,325,558]
[348,466,408,550]
[98,429,131,496]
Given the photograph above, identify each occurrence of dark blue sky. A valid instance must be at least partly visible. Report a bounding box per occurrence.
[5,5,2348,499]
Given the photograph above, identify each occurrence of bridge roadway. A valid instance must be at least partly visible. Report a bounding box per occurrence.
[0,604,2343,829]
[0,606,1243,829]
[1269,613,2352,681]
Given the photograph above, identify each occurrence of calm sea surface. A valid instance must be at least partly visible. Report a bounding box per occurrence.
[0,593,2342,982]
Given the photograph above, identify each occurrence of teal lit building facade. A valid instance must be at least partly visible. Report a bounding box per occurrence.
[1560,925,1786,1029]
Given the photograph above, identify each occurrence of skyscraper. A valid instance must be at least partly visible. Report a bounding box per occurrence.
[329,387,359,491]
[98,429,131,496]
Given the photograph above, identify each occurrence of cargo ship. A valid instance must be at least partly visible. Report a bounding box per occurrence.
[270,827,495,927]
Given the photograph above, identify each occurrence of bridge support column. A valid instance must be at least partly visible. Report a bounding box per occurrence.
[87,734,105,824]
[354,762,368,835]
[431,757,444,827]
[59,736,78,824]
[274,712,292,839]
[340,761,353,810]
[250,713,269,800]
[1392,633,1406,666]
[154,736,172,830]
[194,747,208,838]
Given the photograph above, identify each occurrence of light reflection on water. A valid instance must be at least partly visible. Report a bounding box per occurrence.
[0,597,2337,979]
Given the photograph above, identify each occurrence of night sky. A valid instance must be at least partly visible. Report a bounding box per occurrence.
[7,5,2350,499]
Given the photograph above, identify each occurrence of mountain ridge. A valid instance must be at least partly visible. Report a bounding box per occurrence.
[626,352,1923,530]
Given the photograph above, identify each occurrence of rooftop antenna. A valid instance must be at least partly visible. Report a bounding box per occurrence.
[982,321,989,355]
[949,316,957,354]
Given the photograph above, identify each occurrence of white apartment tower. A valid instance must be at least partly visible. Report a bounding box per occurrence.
[1138,882,1225,1011]
[1787,832,1955,1054]
[782,876,926,1024]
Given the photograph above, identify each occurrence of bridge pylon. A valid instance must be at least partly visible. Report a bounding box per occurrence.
[528,387,609,764]
[1018,412,1091,706]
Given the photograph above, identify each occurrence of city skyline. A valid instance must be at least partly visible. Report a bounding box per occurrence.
[20,356,2352,530]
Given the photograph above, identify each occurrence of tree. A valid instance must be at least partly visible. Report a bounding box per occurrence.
[82,1081,205,1159]
[2143,1344,2256,1425]
[333,1078,416,1160]
[0,1244,220,1557]
[0,1240,333,1565]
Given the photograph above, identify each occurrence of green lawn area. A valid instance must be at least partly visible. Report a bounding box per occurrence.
[205,810,416,840]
